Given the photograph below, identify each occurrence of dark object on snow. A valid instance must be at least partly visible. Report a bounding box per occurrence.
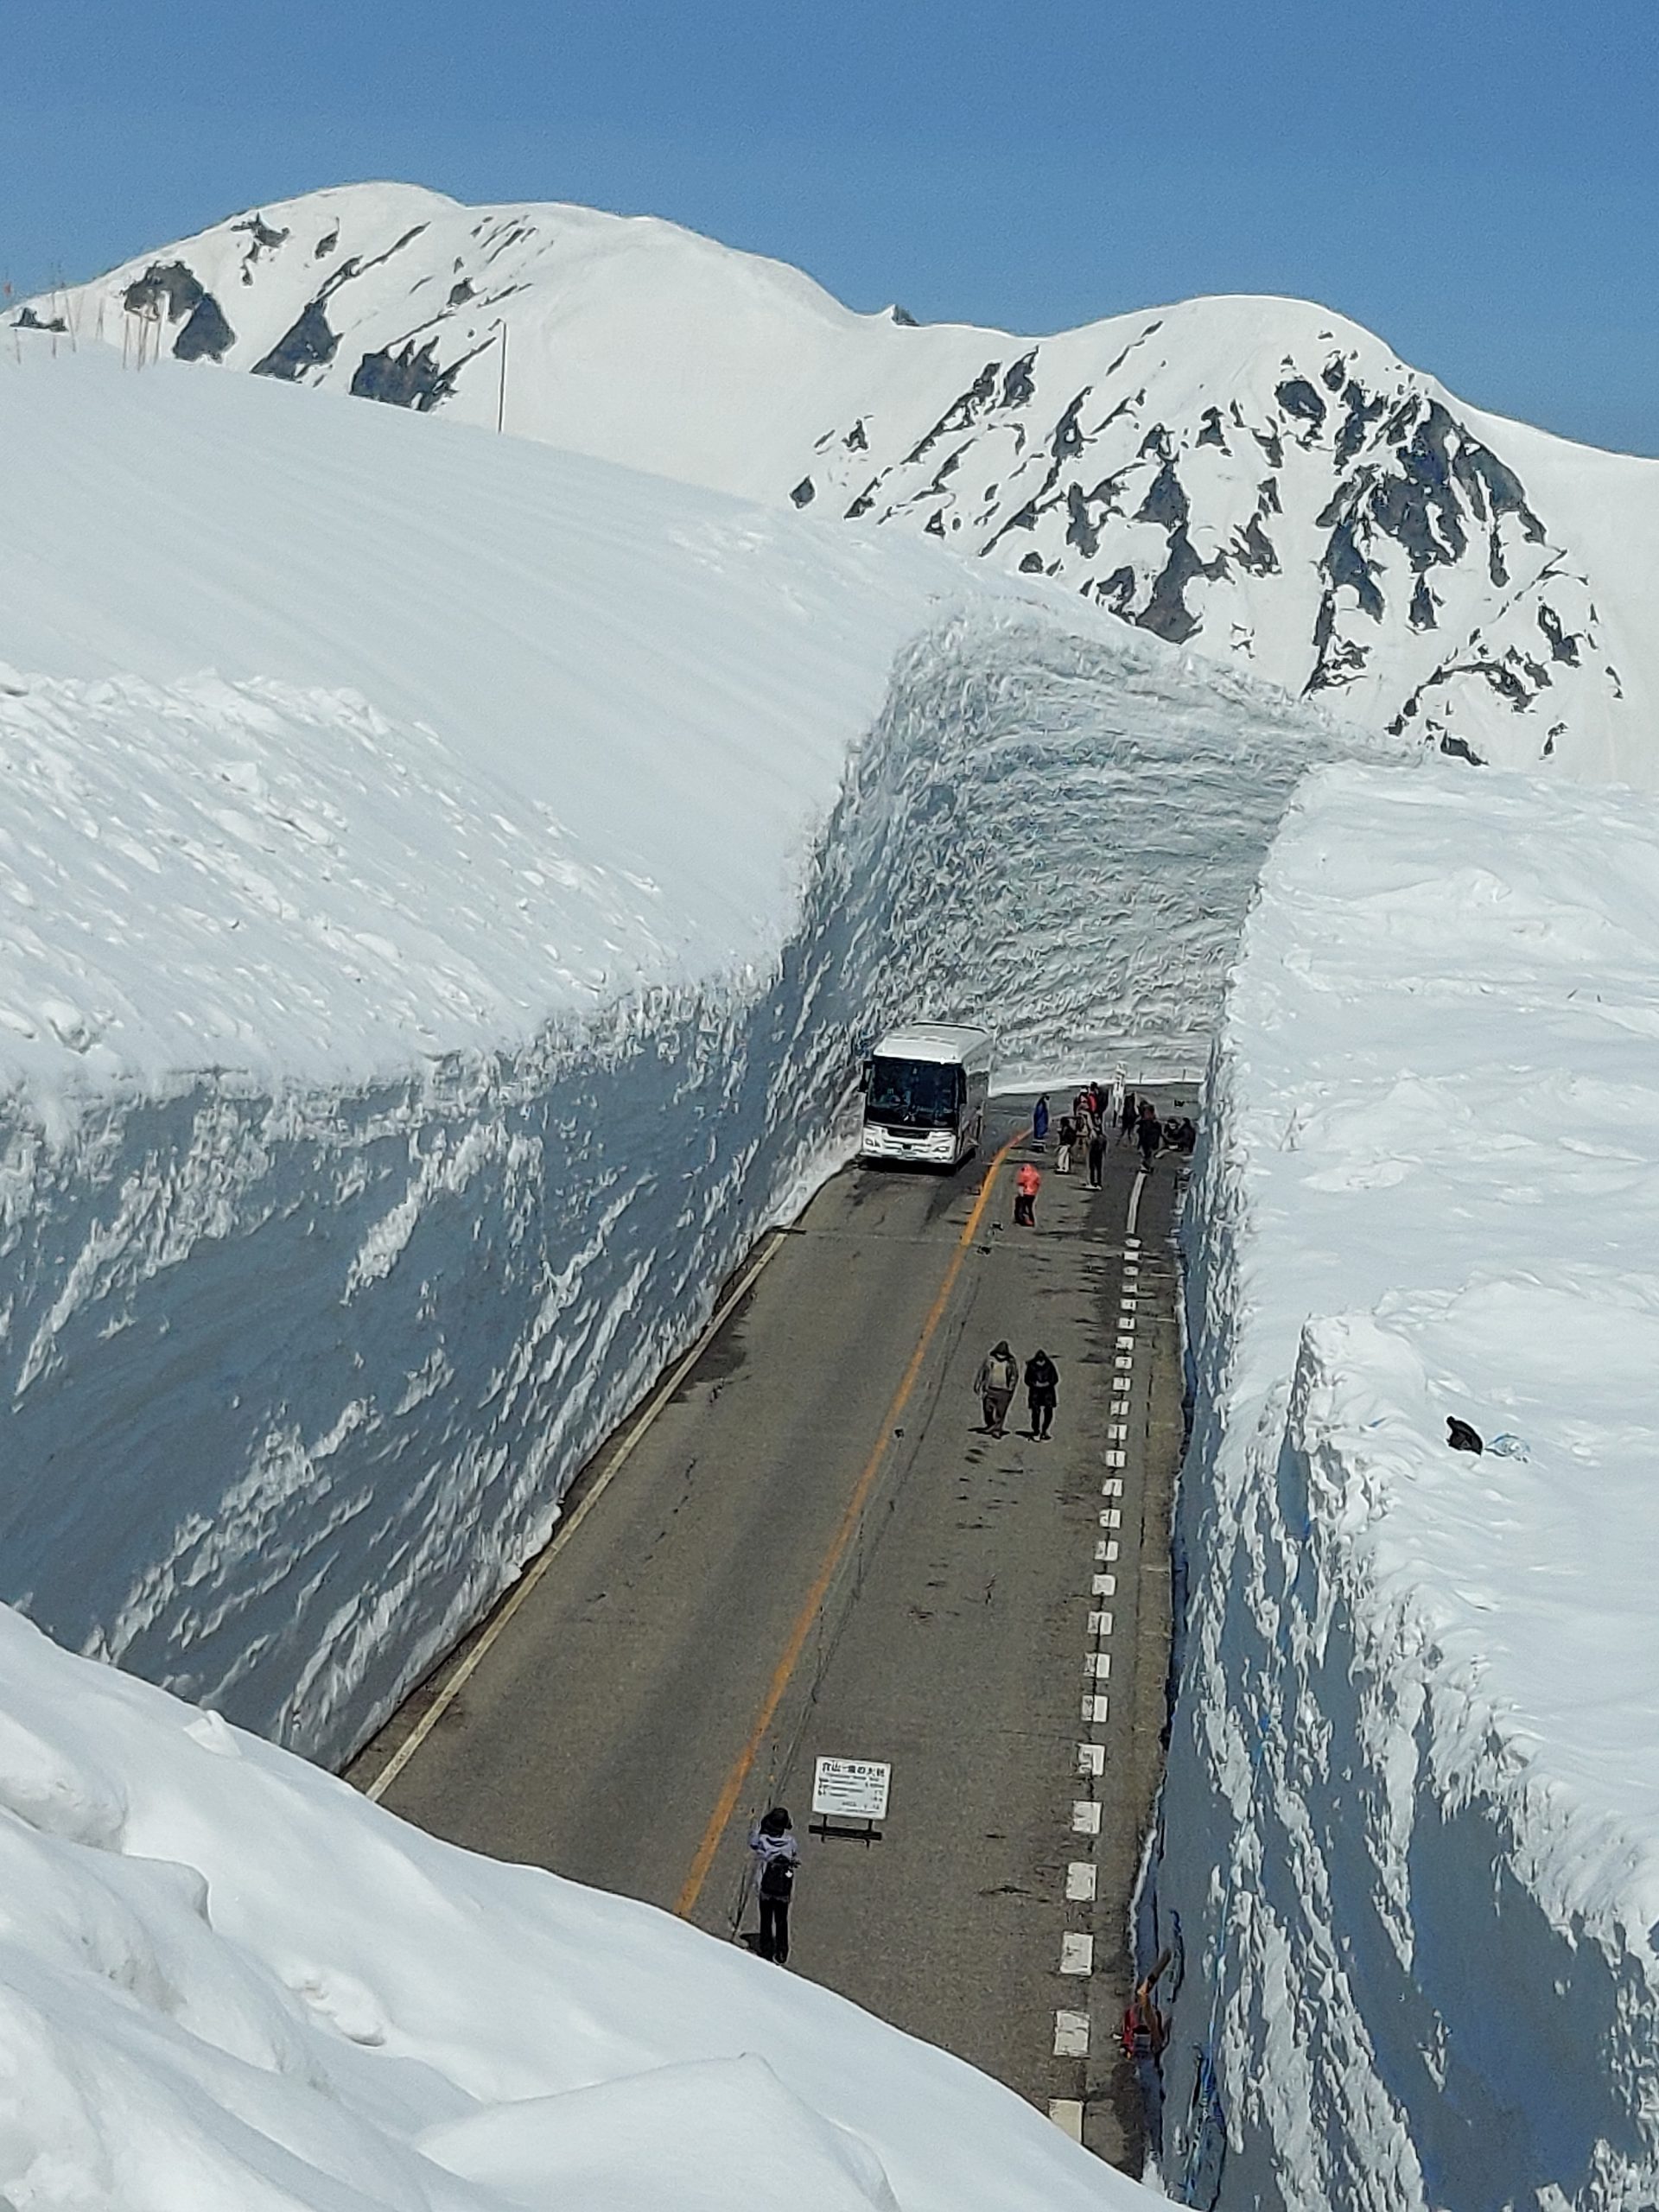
[1446,1417,1484,1455]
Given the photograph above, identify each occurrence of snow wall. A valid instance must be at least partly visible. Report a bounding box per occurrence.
[1149,760,1659,2209]
[0,615,1386,1766]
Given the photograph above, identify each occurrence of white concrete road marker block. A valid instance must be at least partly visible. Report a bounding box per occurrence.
[1084,1649,1112,1681]
[1048,2097,1085,2139]
[1060,1932,1095,1975]
[1081,1692,1109,1722]
[1089,1610,1115,1636]
[1066,1860,1098,1902]
[1096,1537,1120,1562]
[1099,1507,1122,1529]
[1077,1742,1105,1777]
[1054,2010,1090,2058]
[1072,1800,1102,1834]
[1093,1572,1116,1597]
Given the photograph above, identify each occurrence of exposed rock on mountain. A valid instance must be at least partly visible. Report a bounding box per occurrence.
[30,181,1659,782]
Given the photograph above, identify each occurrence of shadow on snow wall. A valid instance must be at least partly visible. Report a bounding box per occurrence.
[0,613,1384,1762]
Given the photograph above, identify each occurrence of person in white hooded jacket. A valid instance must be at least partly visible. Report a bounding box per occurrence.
[748,1805,799,1963]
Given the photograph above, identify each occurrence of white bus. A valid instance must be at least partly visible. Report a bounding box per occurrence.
[858,1023,994,1169]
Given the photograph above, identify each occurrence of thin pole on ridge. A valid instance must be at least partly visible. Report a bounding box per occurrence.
[491,316,507,435]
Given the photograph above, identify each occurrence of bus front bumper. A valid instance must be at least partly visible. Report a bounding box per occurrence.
[859,1123,957,1166]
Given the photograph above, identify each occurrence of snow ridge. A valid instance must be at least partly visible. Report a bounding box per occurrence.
[28,181,1659,783]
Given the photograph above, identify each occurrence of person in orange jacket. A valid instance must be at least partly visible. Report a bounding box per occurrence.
[1014,1160,1040,1227]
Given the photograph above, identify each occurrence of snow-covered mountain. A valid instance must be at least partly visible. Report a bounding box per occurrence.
[28,181,1659,782]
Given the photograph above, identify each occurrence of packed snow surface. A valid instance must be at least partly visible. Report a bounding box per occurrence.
[0,340,1388,1763]
[0,1601,1154,2209]
[33,179,1659,781]
[1154,758,1659,2208]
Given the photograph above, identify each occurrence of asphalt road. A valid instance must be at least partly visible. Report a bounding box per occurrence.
[349,1089,1192,2165]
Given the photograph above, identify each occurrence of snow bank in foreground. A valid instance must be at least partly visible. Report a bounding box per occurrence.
[1153,759,1659,2208]
[0,345,1390,1763]
[0,1603,1149,2209]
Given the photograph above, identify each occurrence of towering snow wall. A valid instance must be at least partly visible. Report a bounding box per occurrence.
[0,607,1383,1765]
[1150,759,1659,2209]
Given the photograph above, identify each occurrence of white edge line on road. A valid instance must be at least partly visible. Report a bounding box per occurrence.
[1125,1173,1145,1236]
[360,1231,788,1802]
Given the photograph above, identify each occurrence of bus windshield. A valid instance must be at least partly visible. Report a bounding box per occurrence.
[866,1056,962,1129]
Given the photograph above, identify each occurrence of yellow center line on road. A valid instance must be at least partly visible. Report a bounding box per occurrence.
[673,1131,1021,1921]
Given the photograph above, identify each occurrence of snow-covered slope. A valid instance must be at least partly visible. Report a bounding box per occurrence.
[30,181,1659,782]
[0,340,1388,1763]
[0,1599,1152,2209]
[1153,759,1659,2208]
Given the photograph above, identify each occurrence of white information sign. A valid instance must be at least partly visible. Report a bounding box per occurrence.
[812,1756,892,1821]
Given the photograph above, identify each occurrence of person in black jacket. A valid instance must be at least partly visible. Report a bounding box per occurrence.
[1025,1350,1059,1440]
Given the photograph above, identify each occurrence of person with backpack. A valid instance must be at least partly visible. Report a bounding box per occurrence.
[1138,1101,1162,1170]
[1014,1160,1040,1227]
[1025,1349,1059,1440]
[1087,1122,1107,1189]
[1119,1091,1138,1144]
[749,1805,799,1963]
[1056,1114,1077,1174]
[975,1340,1018,1436]
[1032,1094,1051,1144]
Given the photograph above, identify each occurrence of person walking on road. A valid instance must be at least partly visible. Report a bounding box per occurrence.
[749,1805,799,1964]
[1087,1123,1107,1189]
[1056,1115,1077,1174]
[1033,1094,1051,1145]
[1014,1160,1041,1227]
[975,1340,1018,1436]
[1025,1349,1059,1440]
[1138,1100,1162,1171]
[1120,1091,1138,1145]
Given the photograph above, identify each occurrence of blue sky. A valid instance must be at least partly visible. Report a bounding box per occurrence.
[4,0,1656,453]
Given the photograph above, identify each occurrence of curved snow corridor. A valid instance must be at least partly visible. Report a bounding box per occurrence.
[0,613,1377,1763]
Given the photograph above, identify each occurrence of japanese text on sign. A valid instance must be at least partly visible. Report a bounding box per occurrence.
[811,1756,892,1821]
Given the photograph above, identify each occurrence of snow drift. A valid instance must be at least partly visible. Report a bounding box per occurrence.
[0,341,1386,1764]
[1152,759,1659,2208]
[0,1599,1153,2209]
[30,180,1659,781]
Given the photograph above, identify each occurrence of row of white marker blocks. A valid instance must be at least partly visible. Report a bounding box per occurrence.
[1051,1234,1142,2132]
